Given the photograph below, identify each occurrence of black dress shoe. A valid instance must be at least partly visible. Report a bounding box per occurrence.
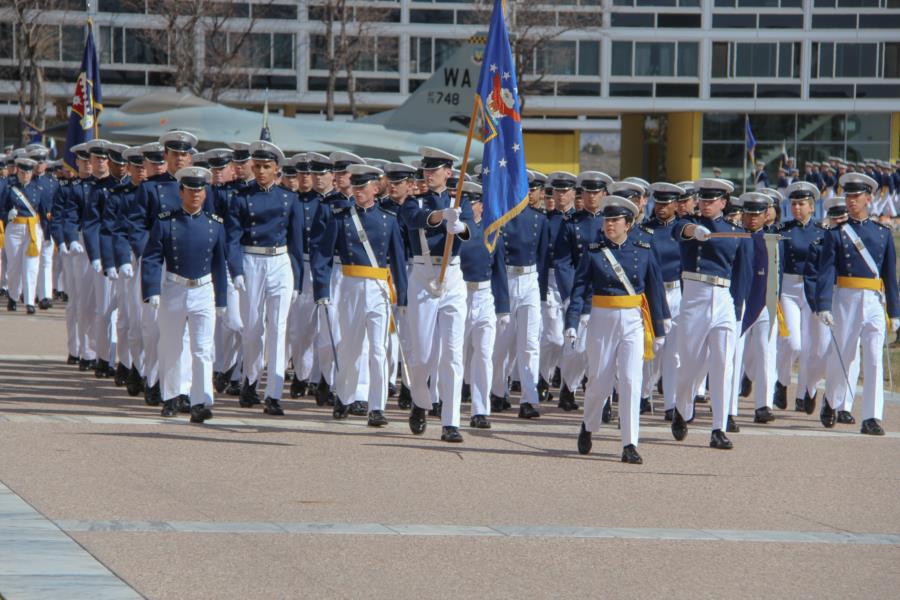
[621,444,643,464]
[773,381,787,409]
[190,404,213,423]
[753,406,775,423]
[577,423,592,455]
[805,391,817,415]
[794,396,806,412]
[460,383,471,403]
[726,415,740,433]
[78,358,96,372]
[502,395,511,410]
[557,384,578,411]
[398,384,412,409]
[388,383,398,398]
[367,410,388,427]
[409,406,427,435]
[315,377,331,407]
[0,288,7,297]
[38,298,50,310]
[709,429,733,450]
[551,367,561,388]
[671,409,688,441]
[349,401,368,416]
[657,378,664,395]
[469,415,491,429]
[126,367,144,397]
[160,399,177,417]
[510,380,522,393]
[225,381,241,396]
[264,397,285,416]
[664,408,674,422]
[145,381,161,406]
[601,400,612,424]
[820,400,835,428]
[837,410,855,424]
[290,377,308,398]
[640,397,652,414]
[428,401,442,417]
[94,359,111,378]
[114,363,129,386]
[177,395,191,413]
[25,305,36,315]
[214,372,228,394]
[860,418,885,435]
[441,426,463,443]
[694,394,708,404]
[490,393,507,413]
[518,402,540,419]
[537,377,551,403]
[6,298,16,311]
[739,374,752,398]
[67,354,78,365]
[333,401,350,419]
[240,379,260,408]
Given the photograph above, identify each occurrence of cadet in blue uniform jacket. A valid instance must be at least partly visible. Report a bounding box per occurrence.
[141,167,227,423]
[566,196,666,465]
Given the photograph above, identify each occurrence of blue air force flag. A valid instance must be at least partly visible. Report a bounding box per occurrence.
[476,0,529,251]
[63,22,103,172]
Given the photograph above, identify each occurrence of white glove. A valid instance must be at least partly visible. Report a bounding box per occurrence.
[7,208,17,221]
[120,263,134,278]
[148,295,160,309]
[216,307,226,318]
[442,207,461,224]
[91,259,102,273]
[69,241,84,254]
[59,243,69,255]
[292,290,299,302]
[564,327,577,346]
[818,311,834,327]
[579,314,590,327]
[663,318,672,335]
[497,313,510,327]
[892,318,900,333]
[316,297,330,305]
[692,225,711,241]
[106,267,119,280]
[42,240,53,249]
[233,275,246,292]
[445,219,466,234]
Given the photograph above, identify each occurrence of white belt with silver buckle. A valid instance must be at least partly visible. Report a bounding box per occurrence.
[413,256,459,266]
[507,264,536,275]
[663,280,680,290]
[783,273,804,284]
[682,271,731,288]
[166,272,212,288]
[243,245,287,256]
[466,280,491,291]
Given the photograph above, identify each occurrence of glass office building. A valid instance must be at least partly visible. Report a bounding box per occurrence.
[0,0,897,180]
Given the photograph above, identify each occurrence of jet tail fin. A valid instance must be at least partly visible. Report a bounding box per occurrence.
[359,35,486,134]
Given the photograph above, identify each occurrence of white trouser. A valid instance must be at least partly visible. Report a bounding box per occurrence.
[406,262,467,428]
[214,274,242,375]
[140,261,189,392]
[741,308,777,411]
[5,222,41,306]
[61,252,81,357]
[583,305,643,448]
[37,239,54,300]
[561,316,588,391]
[288,263,317,382]
[124,259,145,372]
[316,265,343,386]
[491,270,541,405]
[676,279,736,432]
[777,277,828,399]
[0,246,5,290]
[729,317,747,417]
[335,274,391,410]
[463,285,496,417]
[53,246,64,293]
[643,285,681,399]
[240,253,293,400]
[540,278,564,381]
[836,344,861,412]
[69,249,96,360]
[660,285,683,410]
[157,279,215,406]
[92,269,117,364]
[825,287,885,421]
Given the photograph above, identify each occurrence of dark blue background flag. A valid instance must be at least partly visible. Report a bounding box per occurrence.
[741,232,768,334]
[63,21,102,172]
[745,115,756,163]
[476,0,529,251]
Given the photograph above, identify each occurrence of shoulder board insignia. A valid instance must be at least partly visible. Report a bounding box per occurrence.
[333,207,346,215]
[158,211,172,220]
[639,224,652,234]
[875,221,891,229]
[208,213,223,224]
[588,243,602,251]
[635,240,651,249]
[378,206,397,217]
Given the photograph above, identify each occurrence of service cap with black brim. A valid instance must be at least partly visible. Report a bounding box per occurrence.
[192,154,210,169]
[675,180,696,199]
[206,148,234,169]
[528,169,547,189]
[228,141,251,162]
[175,166,211,190]
[348,164,384,187]
[608,181,644,200]
[695,177,734,200]
[599,195,639,220]
[307,152,333,173]
[738,192,772,214]
[291,153,311,173]
[160,130,198,153]
[448,168,461,189]
[786,181,820,202]
[839,172,878,194]
[824,196,847,216]
[384,162,416,182]
[577,171,613,192]
[281,165,298,176]
[15,157,37,171]
[106,143,129,165]
[87,139,112,157]
[140,142,165,164]
[623,176,650,195]
[650,182,685,203]
[69,143,88,160]
[462,181,482,200]
[364,157,389,171]
[411,159,425,181]
[27,148,48,162]
[329,151,364,172]
[250,140,284,165]
[418,146,458,170]
[124,146,144,166]
[547,171,577,190]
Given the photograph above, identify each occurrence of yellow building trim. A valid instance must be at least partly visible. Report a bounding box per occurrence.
[522,130,580,175]
[666,112,701,183]
[620,114,645,179]
[891,113,900,164]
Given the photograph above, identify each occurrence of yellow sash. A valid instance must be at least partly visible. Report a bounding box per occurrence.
[776,301,790,337]
[12,216,40,257]
[592,293,655,360]
[836,276,890,332]
[342,264,398,331]
[0,220,4,248]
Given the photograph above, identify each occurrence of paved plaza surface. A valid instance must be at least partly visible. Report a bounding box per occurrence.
[0,307,898,599]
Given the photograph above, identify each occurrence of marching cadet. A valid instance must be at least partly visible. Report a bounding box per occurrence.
[142,167,227,422]
[671,179,752,450]
[754,161,769,190]
[566,195,667,465]
[227,141,305,416]
[490,173,549,419]
[280,159,299,192]
[311,164,407,426]
[623,176,651,218]
[640,183,684,416]
[815,173,899,435]
[102,142,132,385]
[775,182,827,413]
[1,156,49,314]
[398,146,475,443]
[460,182,508,428]
[227,142,254,190]
[29,146,58,310]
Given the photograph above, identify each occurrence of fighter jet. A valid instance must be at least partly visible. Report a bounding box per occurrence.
[96,37,485,164]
